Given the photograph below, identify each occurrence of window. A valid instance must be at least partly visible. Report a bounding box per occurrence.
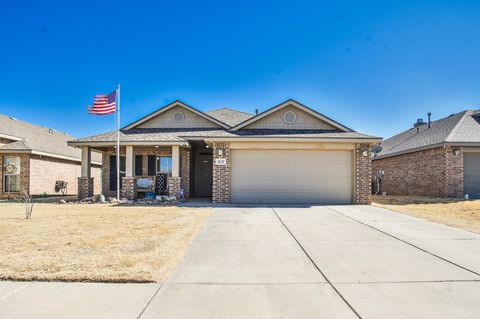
[3,156,21,193]
[109,155,126,191]
[157,156,172,175]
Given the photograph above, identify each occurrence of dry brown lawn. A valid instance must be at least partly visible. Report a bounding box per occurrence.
[0,203,211,283]
[372,195,480,234]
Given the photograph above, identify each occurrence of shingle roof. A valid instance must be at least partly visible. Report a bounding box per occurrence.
[376,110,480,158]
[205,108,254,127]
[0,114,101,162]
[72,128,377,143]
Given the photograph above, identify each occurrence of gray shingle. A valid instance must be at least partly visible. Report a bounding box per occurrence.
[206,108,254,127]
[377,110,480,158]
[0,114,101,162]
[71,128,377,143]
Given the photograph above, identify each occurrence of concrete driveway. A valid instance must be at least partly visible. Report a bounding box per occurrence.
[1,205,480,318]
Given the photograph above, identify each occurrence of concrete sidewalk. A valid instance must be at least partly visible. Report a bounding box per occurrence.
[1,205,480,318]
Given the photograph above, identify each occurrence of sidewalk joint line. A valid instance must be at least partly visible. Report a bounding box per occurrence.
[270,206,363,319]
[135,284,163,319]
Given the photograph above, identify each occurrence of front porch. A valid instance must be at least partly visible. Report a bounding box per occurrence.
[78,142,213,201]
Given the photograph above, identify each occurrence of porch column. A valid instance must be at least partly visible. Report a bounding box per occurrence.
[81,146,91,178]
[122,145,137,200]
[125,145,134,177]
[168,145,182,199]
[172,145,180,177]
[78,146,94,199]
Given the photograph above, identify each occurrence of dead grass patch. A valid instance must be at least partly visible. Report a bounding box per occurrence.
[0,203,211,283]
[372,195,480,234]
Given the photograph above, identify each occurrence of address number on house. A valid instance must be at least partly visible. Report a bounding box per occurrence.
[214,158,227,166]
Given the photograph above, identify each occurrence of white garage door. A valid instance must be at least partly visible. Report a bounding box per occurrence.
[231,149,353,204]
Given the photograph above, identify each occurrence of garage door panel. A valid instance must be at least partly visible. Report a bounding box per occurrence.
[231,150,353,204]
[464,153,480,199]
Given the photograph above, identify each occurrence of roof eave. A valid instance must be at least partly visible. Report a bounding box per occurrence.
[204,137,382,143]
[68,140,190,147]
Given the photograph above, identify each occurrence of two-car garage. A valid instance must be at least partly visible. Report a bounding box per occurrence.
[230,148,354,204]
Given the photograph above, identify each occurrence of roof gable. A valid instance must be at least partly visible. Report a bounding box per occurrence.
[231,99,353,132]
[123,101,230,130]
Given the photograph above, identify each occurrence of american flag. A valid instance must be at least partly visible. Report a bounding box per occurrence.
[88,90,117,115]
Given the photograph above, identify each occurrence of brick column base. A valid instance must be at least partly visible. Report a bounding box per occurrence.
[122,177,137,200]
[78,177,94,200]
[168,176,182,198]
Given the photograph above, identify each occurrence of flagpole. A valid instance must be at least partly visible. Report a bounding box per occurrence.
[116,84,121,201]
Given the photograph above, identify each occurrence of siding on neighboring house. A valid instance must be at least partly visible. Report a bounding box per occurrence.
[372,146,463,197]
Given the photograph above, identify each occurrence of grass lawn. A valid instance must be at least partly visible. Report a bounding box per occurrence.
[372,195,480,234]
[0,203,211,283]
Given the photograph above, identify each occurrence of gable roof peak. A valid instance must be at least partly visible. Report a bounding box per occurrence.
[230,99,353,132]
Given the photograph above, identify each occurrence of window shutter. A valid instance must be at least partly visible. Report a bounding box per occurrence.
[135,155,143,176]
[109,155,117,191]
[147,155,156,176]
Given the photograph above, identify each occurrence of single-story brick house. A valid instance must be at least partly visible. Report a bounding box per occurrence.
[69,99,380,204]
[372,110,480,198]
[0,114,102,198]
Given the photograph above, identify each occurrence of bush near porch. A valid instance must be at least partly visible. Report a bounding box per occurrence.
[0,203,211,283]
[372,195,480,234]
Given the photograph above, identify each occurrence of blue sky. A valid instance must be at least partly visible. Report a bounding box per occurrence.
[1,0,480,138]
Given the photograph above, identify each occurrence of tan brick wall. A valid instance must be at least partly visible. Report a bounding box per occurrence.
[212,142,230,203]
[355,143,372,204]
[372,146,464,197]
[29,155,101,195]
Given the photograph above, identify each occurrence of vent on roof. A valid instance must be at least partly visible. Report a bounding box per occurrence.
[48,128,56,134]
[413,118,426,128]
[9,116,17,121]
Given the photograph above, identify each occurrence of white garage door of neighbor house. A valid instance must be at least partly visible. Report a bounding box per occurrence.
[230,149,353,204]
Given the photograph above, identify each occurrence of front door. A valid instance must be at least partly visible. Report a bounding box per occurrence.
[196,153,213,197]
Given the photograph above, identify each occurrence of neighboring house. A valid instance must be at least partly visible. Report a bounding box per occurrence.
[0,115,102,198]
[372,110,480,198]
[69,99,380,204]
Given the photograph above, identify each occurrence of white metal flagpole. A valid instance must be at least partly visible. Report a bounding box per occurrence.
[116,84,121,200]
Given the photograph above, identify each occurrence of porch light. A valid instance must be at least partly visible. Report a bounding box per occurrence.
[155,146,159,148]
[206,145,210,148]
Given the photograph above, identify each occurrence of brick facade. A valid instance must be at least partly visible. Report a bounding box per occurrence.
[180,148,190,199]
[212,142,230,203]
[168,176,182,198]
[354,143,373,204]
[372,146,464,197]
[78,177,94,199]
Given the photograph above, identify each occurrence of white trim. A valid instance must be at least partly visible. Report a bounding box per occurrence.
[0,149,102,165]
[122,101,230,130]
[230,100,353,132]
[204,137,381,143]
[0,133,22,141]
[68,141,189,147]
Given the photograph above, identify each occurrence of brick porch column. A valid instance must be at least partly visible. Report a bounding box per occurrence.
[78,147,93,199]
[78,177,94,199]
[354,143,372,204]
[122,177,137,200]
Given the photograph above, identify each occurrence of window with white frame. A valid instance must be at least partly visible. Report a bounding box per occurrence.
[3,156,21,193]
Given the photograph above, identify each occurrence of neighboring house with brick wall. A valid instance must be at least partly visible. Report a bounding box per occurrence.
[69,99,380,204]
[372,110,480,198]
[0,114,102,198]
